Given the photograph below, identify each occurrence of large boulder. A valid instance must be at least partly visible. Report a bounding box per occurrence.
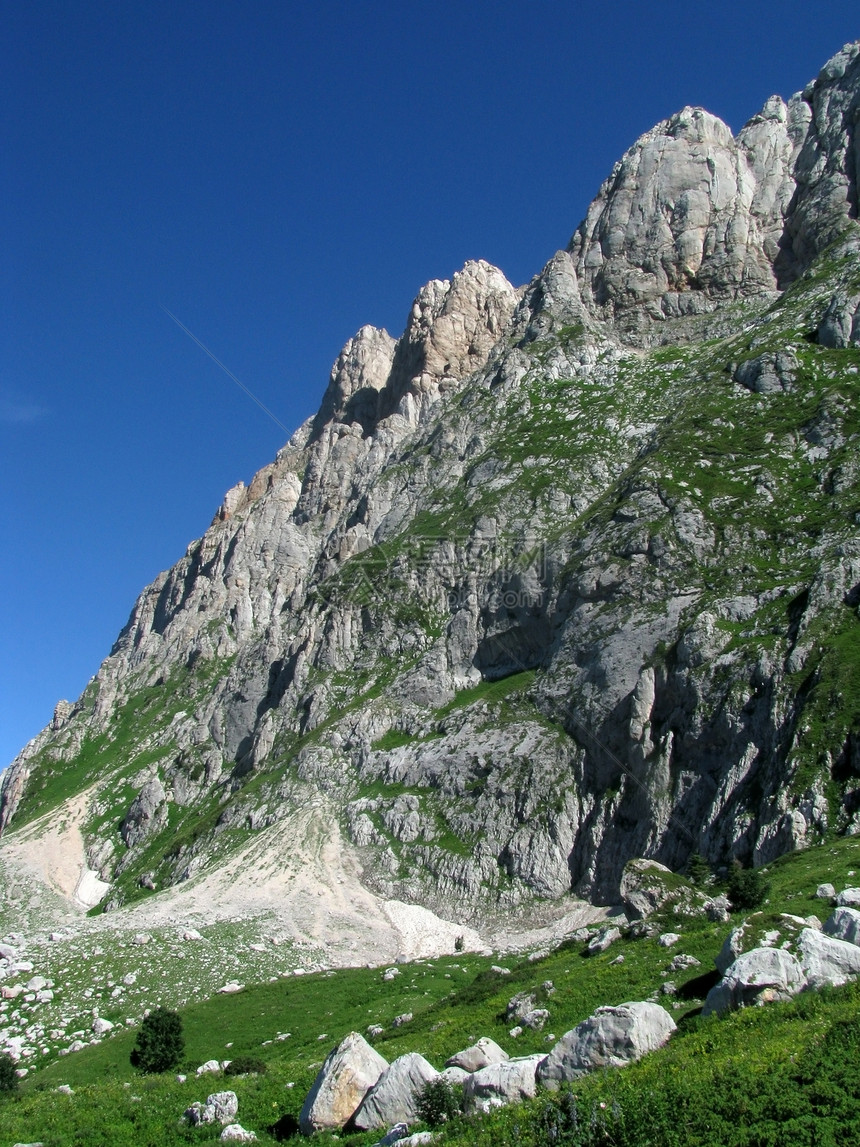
[462,1054,546,1115]
[797,927,860,989]
[703,948,806,1015]
[538,1002,676,1089]
[185,1091,239,1126]
[299,1032,389,1134]
[445,1037,508,1073]
[823,907,860,946]
[835,888,860,908]
[352,1052,439,1131]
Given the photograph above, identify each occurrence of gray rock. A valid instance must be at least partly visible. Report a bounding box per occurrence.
[619,859,675,920]
[658,933,680,948]
[445,1037,508,1073]
[823,907,860,946]
[505,991,537,1024]
[373,1124,409,1147]
[586,926,621,955]
[439,1065,469,1085]
[734,351,797,395]
[196,1059,221,1076]
[816,883,836,900]
[352,1052,439,1131]
[462,1054,546,1114]
[300,1032,389,1134]
[538,1002,676,1088]
[522,1009,550,1031]
[703,947,806,1015]
[220,1126,257,1142]
[835,888,860,908]
[797,927,860,989]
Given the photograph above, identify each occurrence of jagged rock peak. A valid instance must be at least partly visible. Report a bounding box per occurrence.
[314,258,519,437]
[568,41,860,336]
[568,102,803,330]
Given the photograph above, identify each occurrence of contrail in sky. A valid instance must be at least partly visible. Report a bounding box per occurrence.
[160,304,290,436]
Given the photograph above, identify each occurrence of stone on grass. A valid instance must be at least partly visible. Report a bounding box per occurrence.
[185,1091,239,1127]
[658,933,680,948]
[538,1002,676,1089]
[523,1009,549,1030]
[462,1054,545,1114]
[835,888,860,908]
[703,948,806,1015]
[445,1036,508,1073]
[373,1123,409,1147]
[823,907,860,946]
[797,927,860,989]
[92,1017,113,1036]
[220,1125,257,1142]
[586,926,621,955]
[816,883,836,900]
[299,1031,389,1134]
[197,1060,222,1076]
[353,1052,439,1130]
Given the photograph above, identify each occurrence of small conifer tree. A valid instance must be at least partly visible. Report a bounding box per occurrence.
[130,1007,185,1073]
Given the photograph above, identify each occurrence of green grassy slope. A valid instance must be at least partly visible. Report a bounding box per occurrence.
[3,834,860,1145]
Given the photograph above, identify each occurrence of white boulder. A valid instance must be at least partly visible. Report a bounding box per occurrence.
[704,948,806,1015]
[352,1052,439,1130]
[462,1054,545,1114]
[797,927,860,989]
[823,907,860,947]
[538,1002,676,1088]
[299,1031,389,1134]
[445,1036,508,1073]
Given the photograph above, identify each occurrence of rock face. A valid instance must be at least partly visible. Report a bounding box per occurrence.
[4,44,860,945]
[538,1002,676,1088]
[299,1032,388,1134]
[352,1052,439,1131]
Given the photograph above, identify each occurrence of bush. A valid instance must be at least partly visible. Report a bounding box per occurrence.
[727,863,770,910]
[0,1053,18,1095]
[224,1056,267,1076]
[685,852,712,886]
[130,1007,185,1073]
[416,1077,461,1126]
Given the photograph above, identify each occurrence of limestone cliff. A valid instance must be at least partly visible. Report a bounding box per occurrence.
[3,43,860,925]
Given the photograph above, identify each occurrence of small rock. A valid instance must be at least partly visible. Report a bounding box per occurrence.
[658,933,680,948]
[197,1059,222,1076]
[132,933,152,946]
[816,883,836,900]
[218,982,243,994]
[490,965,511,975]
[508,1026,523,1038]
[609,955,625,966]
[92,1018,114,1037]
[586,926,621,955]
[668,953,701,972]
[445,1036,509,1073]
[220,1126,256,1142]
[391,1013,412,1028]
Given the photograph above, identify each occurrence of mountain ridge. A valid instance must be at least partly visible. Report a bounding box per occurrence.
[2,43,860,955]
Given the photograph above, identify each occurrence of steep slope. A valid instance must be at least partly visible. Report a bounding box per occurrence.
[3,43,860,941]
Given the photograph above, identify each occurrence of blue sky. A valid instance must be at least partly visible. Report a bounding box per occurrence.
[2,1,858,769]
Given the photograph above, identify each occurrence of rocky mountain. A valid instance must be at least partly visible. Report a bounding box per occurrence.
[3,43,860,953]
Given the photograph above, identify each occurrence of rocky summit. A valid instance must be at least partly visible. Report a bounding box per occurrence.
[3,44,860,971]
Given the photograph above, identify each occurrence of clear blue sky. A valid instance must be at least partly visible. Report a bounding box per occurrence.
[2,1,858,769]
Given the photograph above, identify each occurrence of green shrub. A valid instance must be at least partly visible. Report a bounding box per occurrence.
[727,862,770,910]
[130,1007,185,1073]
[224,1055,267,1076]
[685,852,712,886]
[416,1076,461,1126]
[0,1053,18,1095]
